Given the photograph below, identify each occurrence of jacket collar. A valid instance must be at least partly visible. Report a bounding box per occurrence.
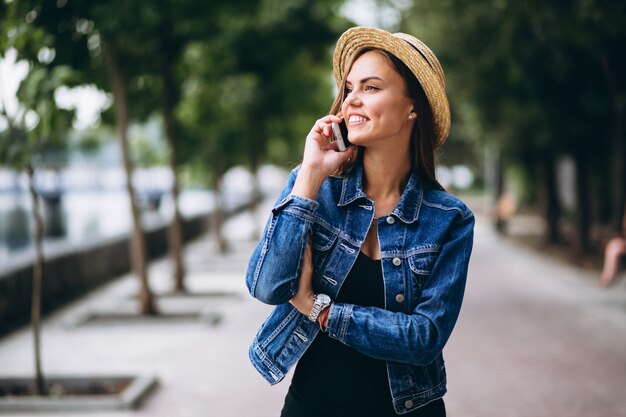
[338,161,424,224]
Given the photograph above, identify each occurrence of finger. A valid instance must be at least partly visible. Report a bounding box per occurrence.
[329,141,357,156]
[326,115,343,134]
[323,123,331,138]
[314,115,343,134]
[318,114,343,123]
[308,131,333,148]
[341,146,358,162]
[313,121,331,138]
[312,121,324,134]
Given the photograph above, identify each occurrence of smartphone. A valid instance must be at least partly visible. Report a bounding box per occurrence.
[331,120,351,152]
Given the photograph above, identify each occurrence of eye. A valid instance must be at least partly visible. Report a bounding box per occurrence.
[343,87,353,98]
[365,85,379,91]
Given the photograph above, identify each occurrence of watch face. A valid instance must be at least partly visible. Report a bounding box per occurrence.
[318,294,331,304]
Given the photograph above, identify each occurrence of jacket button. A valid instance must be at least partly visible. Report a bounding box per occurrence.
[405,400,413,409]
[392,257,402,266]
[386,216,395,224]
[395,294,405,303]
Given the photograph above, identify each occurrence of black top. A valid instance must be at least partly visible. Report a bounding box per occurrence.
[280,251,396,417]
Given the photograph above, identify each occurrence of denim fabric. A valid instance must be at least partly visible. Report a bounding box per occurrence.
[246,162,474,415]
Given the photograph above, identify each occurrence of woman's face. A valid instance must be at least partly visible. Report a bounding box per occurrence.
[341,50,415,149]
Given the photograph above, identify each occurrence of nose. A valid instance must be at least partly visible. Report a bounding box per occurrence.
[343,89,362,107]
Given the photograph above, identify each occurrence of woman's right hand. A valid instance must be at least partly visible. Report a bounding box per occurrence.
[291,114,356,200]
[289,242,315,317]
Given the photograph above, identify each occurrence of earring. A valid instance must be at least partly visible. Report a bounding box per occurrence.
[408,113,414,119]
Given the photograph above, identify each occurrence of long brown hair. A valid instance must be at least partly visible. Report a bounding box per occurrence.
[330,48,442,189]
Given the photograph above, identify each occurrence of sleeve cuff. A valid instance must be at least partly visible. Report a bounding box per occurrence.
[325,302,352,343]
[272,193,319,214]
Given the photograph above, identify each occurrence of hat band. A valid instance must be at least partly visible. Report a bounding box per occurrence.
[401,39,435,73]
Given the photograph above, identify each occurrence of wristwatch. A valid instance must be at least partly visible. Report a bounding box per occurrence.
[308,293,332,323]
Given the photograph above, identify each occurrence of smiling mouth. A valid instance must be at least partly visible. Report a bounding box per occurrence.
[348,115,368,125]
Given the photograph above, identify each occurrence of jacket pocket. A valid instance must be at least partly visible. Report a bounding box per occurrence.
[389,363,434,393]
[407,248,438,275]
[407,249,438,302]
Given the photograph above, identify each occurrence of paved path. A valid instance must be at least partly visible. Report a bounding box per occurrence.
[1,206,625,417]
[445,216,626,417]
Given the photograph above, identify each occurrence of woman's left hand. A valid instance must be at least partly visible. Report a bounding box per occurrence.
[289,242,315,316]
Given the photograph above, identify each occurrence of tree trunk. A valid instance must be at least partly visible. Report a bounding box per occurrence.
[161,63,186,293]
[543,153,561,244]
[600,54,626,232]
[247,120,265,214]
[574,150,592,252]
[492,147,507,234]
[211,161,229,253]
[104,41,156,315]
[249,169,262,241]
[611,96,625,232]
[27,166,46,396]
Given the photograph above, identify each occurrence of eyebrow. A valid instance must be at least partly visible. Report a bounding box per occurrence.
[345,76,384,85]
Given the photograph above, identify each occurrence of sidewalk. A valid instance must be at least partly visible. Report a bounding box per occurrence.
[1,207,626,417]
[444,215,626,417]
[0,202,290,417]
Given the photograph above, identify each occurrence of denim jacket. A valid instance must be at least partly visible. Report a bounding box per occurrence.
[246,162,474,415]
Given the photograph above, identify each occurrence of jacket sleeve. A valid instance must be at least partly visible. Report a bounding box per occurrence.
[324,210,475,366]
[246,168,319,305]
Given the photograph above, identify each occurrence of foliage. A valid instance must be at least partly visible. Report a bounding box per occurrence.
[0,7,76,169]
[3,0,350,184]
[410,0,622,164]
[175,0,350,182]
[230,0,349,170]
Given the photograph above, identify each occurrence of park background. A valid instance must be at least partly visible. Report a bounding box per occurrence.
[0,0,625,415]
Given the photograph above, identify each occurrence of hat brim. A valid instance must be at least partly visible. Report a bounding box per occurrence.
[333,27,450,148]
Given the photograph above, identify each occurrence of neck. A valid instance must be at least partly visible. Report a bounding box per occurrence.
[362,148,411,201]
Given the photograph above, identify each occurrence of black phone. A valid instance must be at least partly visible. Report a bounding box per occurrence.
[331,120,351,152]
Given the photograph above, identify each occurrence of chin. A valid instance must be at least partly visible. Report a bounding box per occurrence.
[346,132,369,144]
[348,138,367,147]
[349,133,378,146]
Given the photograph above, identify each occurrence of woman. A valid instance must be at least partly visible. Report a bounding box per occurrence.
[246,27,474,416]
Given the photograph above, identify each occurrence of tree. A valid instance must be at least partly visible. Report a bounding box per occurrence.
[402,0,626,252]
[177,40,250,251]
[6,0,353,310]
[15,0,164,313]
[1,14,76,393]
[178,0,350,250]
[233,1,349,174]
[132,0,247,287]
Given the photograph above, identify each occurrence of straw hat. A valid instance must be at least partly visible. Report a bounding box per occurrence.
[333,26,450,148]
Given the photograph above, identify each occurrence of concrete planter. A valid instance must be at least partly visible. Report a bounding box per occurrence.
[0,375,158,412]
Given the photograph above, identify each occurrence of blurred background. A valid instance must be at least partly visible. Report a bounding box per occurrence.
[0,0,626,413]
[2,0,625,272]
